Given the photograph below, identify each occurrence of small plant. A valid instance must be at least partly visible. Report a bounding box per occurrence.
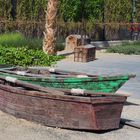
[0,32,42,49]
[55,43,65,51]
[0,32,65,51]
[0,32,64,66]
[0,45,63,67]
[107,42,140,55]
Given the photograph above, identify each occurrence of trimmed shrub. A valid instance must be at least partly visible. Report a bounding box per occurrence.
[0,33,64,66]
[0,45,63,67]
[107,42,140,55]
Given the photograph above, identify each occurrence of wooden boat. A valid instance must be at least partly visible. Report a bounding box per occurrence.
[0,76,128,130]
[0,67,135,93]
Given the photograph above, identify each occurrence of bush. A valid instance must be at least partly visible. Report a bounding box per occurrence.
[107,42,140,55]
[0,32,42,49]
[55,43,65,51]
[0,32,65,51]
[0,33,64,67]
[0,45,63,67]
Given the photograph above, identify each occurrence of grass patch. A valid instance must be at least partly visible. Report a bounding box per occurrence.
[0,32,64,66]
[107,42,140,55]
[55,43,65,51]
[0,32,42,49]
[0,32,65,50]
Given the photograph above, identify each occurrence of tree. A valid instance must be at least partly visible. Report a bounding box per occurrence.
[0,0,11,20]
[43,0,58,55]
[136,0,140,22]
[11,0,17,20]
[15,0,46,20]
[59,0,103,22]
[105,0,131,22]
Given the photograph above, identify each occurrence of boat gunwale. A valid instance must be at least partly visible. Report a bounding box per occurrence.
[0,83,127,104]
[0,67,135,81]
[0,71,134,82]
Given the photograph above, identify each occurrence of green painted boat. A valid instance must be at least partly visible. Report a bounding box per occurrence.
[0,67,135,93]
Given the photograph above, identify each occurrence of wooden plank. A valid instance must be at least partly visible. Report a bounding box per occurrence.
[57,88,130,97]
[0,66,136,79]
[0,76,64,95]
[0,69,97,78]
[0,67,136,80]
[29,67,98,77]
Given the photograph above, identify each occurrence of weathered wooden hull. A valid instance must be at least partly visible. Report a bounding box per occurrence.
[0,82,127,130]
[0,71,131,93]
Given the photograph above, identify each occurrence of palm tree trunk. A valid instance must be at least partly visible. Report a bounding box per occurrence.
[43,0,58,55]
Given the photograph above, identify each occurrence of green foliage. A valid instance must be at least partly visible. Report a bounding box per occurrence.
[0,32,65,51]
[0,46,63,67]
[59,0,81,21]
[55,43,65,51]
[105,0,132,22]
[0,32,42,49]
[59,0,103,22]
[0,0,140,41]
[0,0,11,19]
[16,0,47,20]
[1,0,138,22]
[0,33,63,66]
[82,0,103,22]
[107,42,140,55]
[136,1,140,22]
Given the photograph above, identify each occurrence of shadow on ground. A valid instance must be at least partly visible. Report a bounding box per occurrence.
[124,101,140,106]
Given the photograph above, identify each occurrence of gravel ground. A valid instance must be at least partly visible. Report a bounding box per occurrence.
[0,51,140,140]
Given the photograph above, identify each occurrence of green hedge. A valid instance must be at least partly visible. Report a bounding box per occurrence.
[0,46,63,67]
[0,32,42,49]
[107,42,140,55]
[0,33,63,67]
[0,32,65,51]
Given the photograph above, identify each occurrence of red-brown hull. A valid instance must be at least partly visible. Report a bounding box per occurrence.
[0,84,127,130]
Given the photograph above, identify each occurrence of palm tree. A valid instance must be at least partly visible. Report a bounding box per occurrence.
[43,0,58,55]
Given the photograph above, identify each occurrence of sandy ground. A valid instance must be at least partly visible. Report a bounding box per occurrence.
[0,51,140,140]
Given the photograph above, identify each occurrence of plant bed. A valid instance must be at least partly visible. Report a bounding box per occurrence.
[0,33,64,66]
[0,46,63,67]
[107,42,140,55]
